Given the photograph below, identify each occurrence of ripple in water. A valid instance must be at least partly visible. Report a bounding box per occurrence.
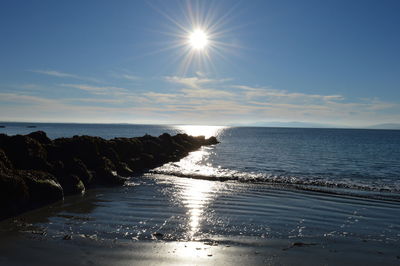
[152,146,400,201]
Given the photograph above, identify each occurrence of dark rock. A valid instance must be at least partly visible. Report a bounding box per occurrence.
[0,173,29,215]
[206,136,219,145]
[0,149,30,219]
[159,132,171,140]
[94,157,125,185]
[99,146,120,165]
[152,232,164,239]
[282,242,317,251]
[0,134,8,146]
[58,174,85,195]
[62,158,93,187]
[62,234,72,240]
[0,131,219,220]
[0,148,13,169]
[51,135,103,167]
[110,138,143,161]
[116,162,134,177]
[291,242,317,247]
[138,153,155,169]
[126,157,141,171]
[23,171,63,204]
[1,135,51,171]
[27,131,51,144]
[100,170,126,185]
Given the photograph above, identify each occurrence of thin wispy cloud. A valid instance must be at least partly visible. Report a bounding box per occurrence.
[140,75,400,125]
[65,98,127,104]
[234,85,344,102]
[31,69,101,83]
[60,84,129,96]
[0,92,59,105]
[113,73,140,81]
[1,73,399,126]
[31,70,79,78]
[180,88,234,98]
[165,75,231,89]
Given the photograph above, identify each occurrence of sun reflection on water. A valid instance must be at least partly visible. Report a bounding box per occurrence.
[174,147,218,239]
[154,125,226,239]
[171,147,217,177]
[175,125,226,138]
[171,127,221,238]
[180,178,216,239]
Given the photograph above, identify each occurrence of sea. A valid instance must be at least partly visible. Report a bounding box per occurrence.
[0,122,399,264]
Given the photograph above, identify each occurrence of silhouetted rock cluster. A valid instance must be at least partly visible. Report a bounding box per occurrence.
[0,131,219,220]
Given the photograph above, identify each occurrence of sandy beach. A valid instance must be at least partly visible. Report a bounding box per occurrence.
[1,173,399,266]
[1,220,399,266]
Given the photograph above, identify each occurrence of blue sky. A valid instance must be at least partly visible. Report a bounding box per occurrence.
[0,0,399,126]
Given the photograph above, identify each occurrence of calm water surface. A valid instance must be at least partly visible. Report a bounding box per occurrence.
[1,122,399,248]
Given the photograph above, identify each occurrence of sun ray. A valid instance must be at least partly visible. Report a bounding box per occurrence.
[144,0,243,77]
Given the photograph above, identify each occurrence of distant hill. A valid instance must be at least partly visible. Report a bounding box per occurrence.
[231,121,342,128]
[231,121,400,130]
[367,123,400,130]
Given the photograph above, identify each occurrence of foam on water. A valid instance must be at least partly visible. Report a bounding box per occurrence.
[151,145,400,201]
[2,123,399,200]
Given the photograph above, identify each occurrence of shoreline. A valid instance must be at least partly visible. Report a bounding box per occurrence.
[1,173,399,265]
[1,223,398,266]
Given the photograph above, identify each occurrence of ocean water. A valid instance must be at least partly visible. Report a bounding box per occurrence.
[2,122,399,198]
[1,122,399,258]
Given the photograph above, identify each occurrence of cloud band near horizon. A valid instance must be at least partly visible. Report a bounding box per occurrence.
[0,70,398,126]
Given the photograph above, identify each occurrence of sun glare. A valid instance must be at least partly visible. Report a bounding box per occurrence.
[150,1,238,75]
[188,29,209,50]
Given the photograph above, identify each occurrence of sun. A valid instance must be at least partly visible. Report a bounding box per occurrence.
[147,1,239,75]
[188,29,209,50]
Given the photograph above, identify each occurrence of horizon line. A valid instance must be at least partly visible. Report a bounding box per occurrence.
[1,120,399,130]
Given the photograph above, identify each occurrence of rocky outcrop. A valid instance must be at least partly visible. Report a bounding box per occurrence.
[0,131,219,220]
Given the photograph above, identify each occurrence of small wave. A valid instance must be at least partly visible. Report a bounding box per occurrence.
[150,162,400,202]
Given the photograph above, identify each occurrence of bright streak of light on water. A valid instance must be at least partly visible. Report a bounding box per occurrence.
[175,125,226,138]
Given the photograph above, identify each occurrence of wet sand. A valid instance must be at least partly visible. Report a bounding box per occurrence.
[0,231,399,266]
[1,174,399,265]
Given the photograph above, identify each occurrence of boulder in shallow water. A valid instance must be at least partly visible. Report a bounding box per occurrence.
[116,162,134,177]
[206,136,219,145]
[23,171,64,204]
[58,174,85,195]
[94,157,126,185]
[62,158,93,187]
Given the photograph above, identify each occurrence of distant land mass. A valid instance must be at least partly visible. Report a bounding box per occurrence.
[231,121,343,128]
[231,121,400,130]
[366,123,400,130]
